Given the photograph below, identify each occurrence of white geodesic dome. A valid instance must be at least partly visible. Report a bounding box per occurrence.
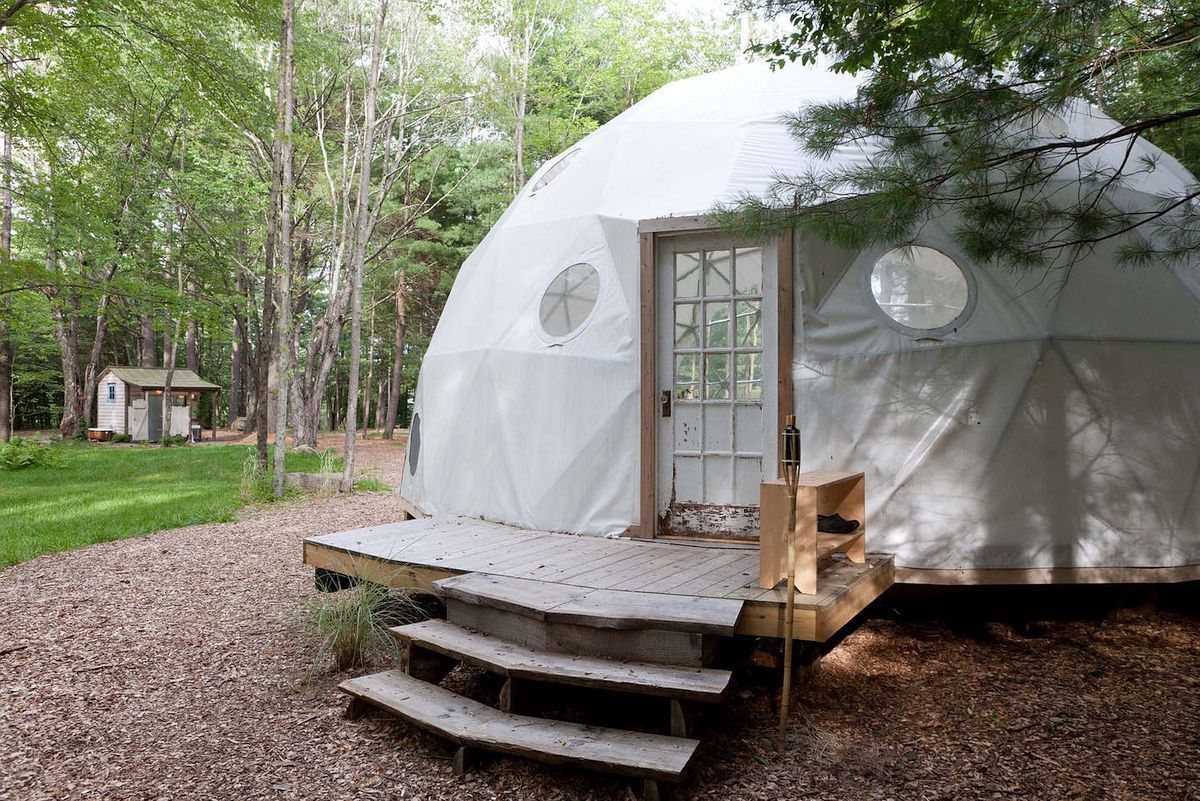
[400,61,1200,581]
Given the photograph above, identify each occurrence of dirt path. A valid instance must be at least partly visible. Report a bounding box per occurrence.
[1,489,1197,801]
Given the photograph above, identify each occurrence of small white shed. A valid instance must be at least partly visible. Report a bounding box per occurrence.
[95,366,220,442]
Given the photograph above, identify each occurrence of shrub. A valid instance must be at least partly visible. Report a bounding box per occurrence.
[0,437,62,471]
[161,434,188,447]
[302,580,423,671]
[111,433,133,443]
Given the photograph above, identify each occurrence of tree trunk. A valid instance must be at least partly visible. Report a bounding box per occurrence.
[162,322,180,443]
[343,0,389,490]
[256,125,282,471]
[363,303,375,433]
[81,271,116,430]
[0,128,12,442]
[139,315,156,367]
[185,280,199,372]
[273,0,296,496]
[374,370,386,430]
[53,304,81,438]
[383,271,406,438]
[230,269,245,423]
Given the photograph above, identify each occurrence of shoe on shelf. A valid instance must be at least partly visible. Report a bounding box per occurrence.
[817,513,860,535]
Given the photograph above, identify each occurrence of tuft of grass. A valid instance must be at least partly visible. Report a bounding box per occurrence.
[302,580,423,671]
[0,443,333,567]
[353,477,391,492]
[0,437,63,471]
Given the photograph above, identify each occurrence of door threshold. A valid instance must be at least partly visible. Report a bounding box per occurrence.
[656,534,761,549]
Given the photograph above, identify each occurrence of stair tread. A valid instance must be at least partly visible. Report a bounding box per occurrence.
[340,669,700,781]
[433,573,744,636]
[393,619,731,701]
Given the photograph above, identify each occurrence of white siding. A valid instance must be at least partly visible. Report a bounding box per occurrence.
[95,371,126,433]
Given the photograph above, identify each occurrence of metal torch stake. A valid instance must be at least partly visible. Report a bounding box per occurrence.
[775,415,803,747]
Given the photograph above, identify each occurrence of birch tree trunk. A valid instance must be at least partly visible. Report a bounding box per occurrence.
[185,277,199,372]
[273,0,297,496]
[0,129,11,442]
[342,0,389,491]
[163,128,187,445]
[256,107,282,471]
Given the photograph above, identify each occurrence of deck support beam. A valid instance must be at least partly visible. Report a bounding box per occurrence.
[406,644,455,684]
[453,745,483,776]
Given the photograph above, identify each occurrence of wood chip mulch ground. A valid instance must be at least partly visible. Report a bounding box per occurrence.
[1,465,1197,800]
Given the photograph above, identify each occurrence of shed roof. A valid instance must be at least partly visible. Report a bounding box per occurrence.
[103,366,220,390]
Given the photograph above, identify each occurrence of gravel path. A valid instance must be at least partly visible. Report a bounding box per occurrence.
[1,468,1197,800]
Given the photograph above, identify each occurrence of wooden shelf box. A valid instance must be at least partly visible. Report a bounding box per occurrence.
[759,471,867,593]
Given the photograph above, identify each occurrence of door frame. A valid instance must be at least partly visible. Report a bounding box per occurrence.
[635,216,795,539]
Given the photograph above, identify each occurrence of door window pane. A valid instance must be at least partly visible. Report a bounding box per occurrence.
[704,302,730,348]
[675,252,701,298]
[735,353,762,400]
[704,250,731,296]
[674,302,700,348]
[704,354,730,399]
[734,247,763,295]
[675,354,700,399]
[735,300,761,347]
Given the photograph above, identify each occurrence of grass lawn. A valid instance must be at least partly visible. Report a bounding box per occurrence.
[0,443,337,568]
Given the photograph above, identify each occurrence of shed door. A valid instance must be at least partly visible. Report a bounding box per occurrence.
[147,394,163,442]
[656,235,777,539]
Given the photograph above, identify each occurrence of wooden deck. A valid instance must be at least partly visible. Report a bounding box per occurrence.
[304,517,894,642]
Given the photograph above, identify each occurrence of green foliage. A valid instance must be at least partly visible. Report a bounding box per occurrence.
[0,444,330,567]
[1,0,737,436]
[302,580,422,671]
[735,0,1200,269]
[112,433,133,443]
[161,434,189,447]
[353,477,391,492]
[0,437,62,471]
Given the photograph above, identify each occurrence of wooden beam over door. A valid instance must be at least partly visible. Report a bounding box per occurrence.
[636,215,713,235]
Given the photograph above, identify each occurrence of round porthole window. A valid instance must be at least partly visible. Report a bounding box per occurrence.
[870,246,971,332]
[407,413,421,476]
[539,262,600,339]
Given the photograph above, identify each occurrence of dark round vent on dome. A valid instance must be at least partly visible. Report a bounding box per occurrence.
[407,413,421,476]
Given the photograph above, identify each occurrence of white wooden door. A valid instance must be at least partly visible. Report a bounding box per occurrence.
[656,235,777,539]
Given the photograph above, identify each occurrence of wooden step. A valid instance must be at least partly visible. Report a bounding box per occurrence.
[340,669,700,783]
[446,600,711,667]
[433,573,744,636]
[393,619,732,702]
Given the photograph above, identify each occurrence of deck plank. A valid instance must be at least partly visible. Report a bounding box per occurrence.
[632,549,750,594]
[666,553,760,596]
[304,516,895,643]
[340,670,699,782]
